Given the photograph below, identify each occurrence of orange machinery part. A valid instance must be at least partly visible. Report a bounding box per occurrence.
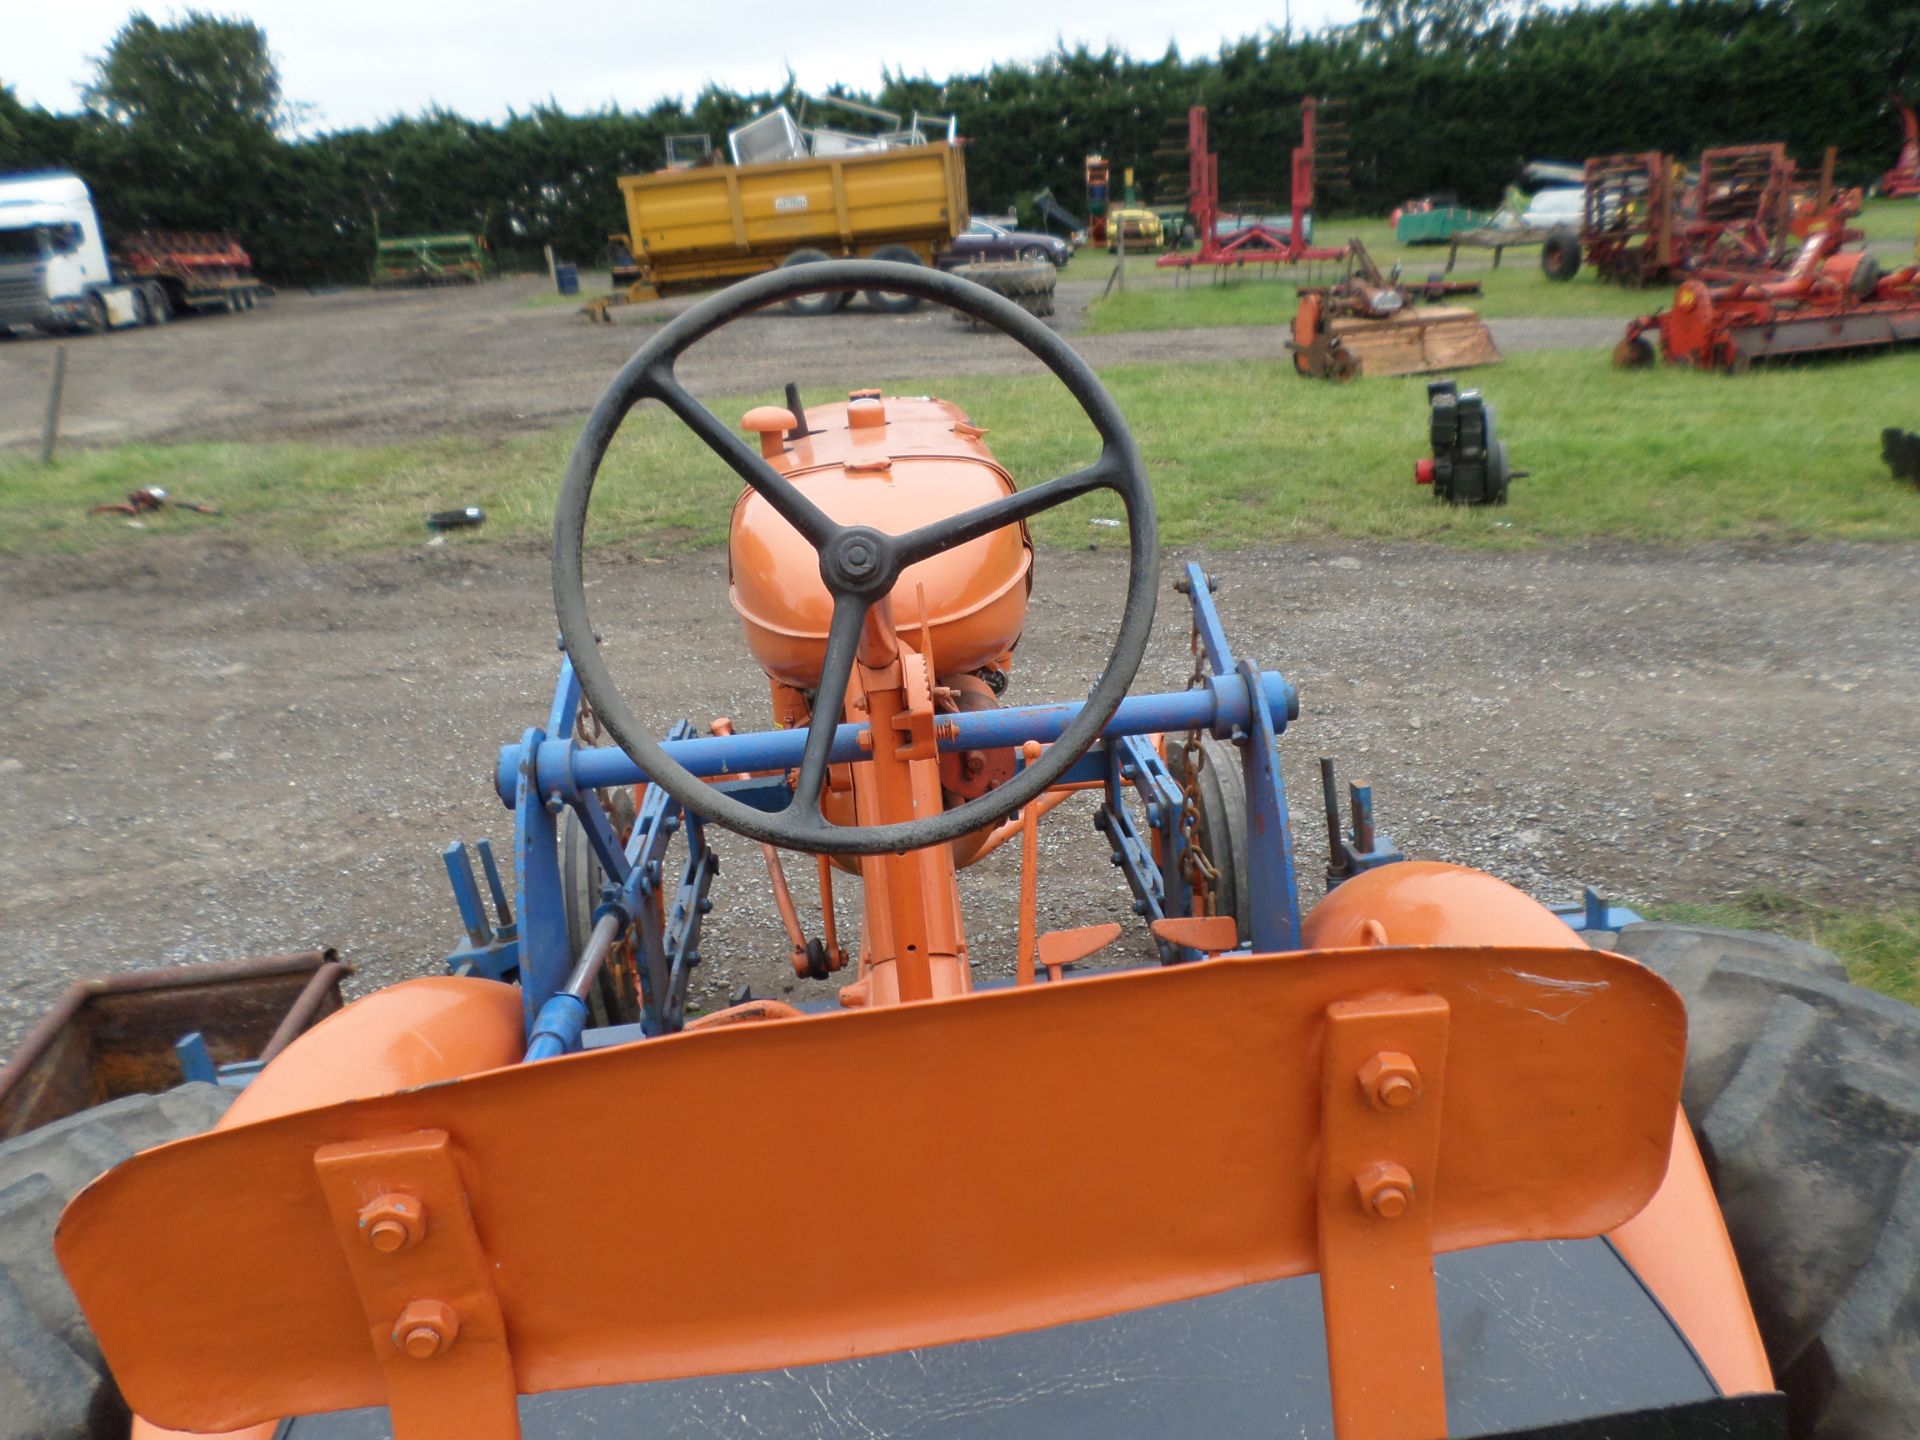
[71,930,1691,1440]
[1307,862,1774,1400]
[728,393,1033,690]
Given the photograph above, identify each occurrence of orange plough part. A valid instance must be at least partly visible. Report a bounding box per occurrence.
[61,943,1686,1440]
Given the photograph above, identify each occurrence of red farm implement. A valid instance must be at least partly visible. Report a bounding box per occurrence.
[1616,223,1920,371]
[1157,98,1347,274]
[1561,146,1857,286]
[1882,99,1920,198]
[114,230,271,316]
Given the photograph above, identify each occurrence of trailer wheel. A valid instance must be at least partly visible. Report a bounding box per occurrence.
[1613,924,1920,1440]
[780,249,844,317]
[863,245,925,314]
[1540,228,1581,282]
[0,1085,233,1440]
[1613,334,1656,368]
[138,282,166,326]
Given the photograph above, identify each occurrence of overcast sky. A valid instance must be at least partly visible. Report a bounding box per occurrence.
[6,1,1364,133]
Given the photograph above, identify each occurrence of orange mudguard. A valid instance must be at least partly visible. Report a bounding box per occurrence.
[64,943,1686,1440]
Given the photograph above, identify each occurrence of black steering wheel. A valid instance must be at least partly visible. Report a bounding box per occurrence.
[553,259,1158,856]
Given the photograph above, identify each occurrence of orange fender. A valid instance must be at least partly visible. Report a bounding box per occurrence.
[131,977,524,1440]
[1302,861,1773,1397]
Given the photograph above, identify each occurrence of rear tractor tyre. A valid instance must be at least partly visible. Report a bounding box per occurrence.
[1612,923,1920,1440]
[83,294,109,335]
[863,244,924,314]
[948,260,1057,325]
[1540,228,1581,282]
[0,1085,234,1440]
[780,249,843,317]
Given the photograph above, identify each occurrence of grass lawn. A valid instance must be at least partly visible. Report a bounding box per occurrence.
[6,347,1919,557]
[1645,892,1920,1005]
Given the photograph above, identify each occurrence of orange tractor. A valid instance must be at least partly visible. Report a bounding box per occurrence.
[12,263,1915,1440]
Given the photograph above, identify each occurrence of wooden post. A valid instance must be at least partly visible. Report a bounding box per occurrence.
[543,243,558,289]
[40,346,67,466]
[1114,229,1127,291]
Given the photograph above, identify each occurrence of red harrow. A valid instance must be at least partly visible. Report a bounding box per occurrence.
[1156,99,1347,273]
[1615,224,1920,372]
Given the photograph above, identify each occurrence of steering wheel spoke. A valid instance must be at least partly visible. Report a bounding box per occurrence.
[644,363,838,549]
[894,450,1123,568]
[784,593,868,820]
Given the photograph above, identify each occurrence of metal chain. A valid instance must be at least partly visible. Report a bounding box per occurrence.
[1176,621,1218,915]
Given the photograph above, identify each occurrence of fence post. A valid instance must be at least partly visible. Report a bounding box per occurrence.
[40,346,68,466]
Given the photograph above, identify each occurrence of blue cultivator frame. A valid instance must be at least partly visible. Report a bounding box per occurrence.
[444,562,1627,1062]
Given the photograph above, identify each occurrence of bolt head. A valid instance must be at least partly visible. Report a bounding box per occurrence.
[392,1300,459,1359]
[1357,1051,1422,1111]
[1356,1161,1416,1220]
[358,1193,426,1253]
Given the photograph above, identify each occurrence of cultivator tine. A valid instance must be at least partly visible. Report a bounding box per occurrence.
[443,841,495,951]
[475,838,514,932]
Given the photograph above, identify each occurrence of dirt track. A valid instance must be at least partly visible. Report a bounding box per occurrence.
[2,537,1914,1054]
[0,273,1622,450]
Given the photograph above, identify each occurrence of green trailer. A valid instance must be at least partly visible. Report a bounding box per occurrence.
[371,233,490,287]
[1394,204,1486,246]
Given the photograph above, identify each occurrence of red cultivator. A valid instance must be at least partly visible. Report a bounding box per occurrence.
[1881,100,1920,199]
[1156,99,1347,272]
[1616,225,1920,372]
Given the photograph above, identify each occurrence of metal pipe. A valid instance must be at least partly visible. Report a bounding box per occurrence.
[258,960,351,1064]
[505,673,1295,805]
[564,912,625,1003]
[525,912,624,1062]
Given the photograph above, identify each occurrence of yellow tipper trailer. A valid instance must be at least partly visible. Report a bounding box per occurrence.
[602,141,967,308]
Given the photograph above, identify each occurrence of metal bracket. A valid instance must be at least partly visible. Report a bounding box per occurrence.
[313,1130,519,1440]
[1317,994,1450,1440]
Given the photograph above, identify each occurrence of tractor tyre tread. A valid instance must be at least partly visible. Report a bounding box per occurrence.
[0,1085,233,1440]
[1612,924,1920,1440]
[950,260,1057,300]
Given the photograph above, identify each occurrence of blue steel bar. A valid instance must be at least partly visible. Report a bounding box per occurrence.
[498,672,1298,805]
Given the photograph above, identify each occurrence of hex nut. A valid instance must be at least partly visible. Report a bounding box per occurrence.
[359,1192,427,1253]
[1355,1161,1415,1220]
[1357,1051,1422,1111]
[392,1300,460,1359]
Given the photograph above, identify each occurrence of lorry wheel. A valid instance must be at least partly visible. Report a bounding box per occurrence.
[83,295,108,335]
[780,249,843,317]
[1612,924,1920,1440]
[0,1085,234,1440]
[1540,228,1581,282]
[139,283,166,326]
[949,261,1057,323]
[863,244,924,314]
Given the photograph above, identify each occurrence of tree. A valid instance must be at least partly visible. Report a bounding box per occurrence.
[83,12,284,136]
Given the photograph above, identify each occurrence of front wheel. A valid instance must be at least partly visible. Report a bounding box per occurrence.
[864,244,924,314]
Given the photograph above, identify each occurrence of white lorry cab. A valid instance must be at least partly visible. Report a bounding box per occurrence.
[0,172,161,334]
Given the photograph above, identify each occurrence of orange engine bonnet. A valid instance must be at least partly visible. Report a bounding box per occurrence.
[728,393,1033,688]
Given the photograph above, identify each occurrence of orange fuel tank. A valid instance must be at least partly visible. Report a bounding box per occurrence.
[729,393,1033,688]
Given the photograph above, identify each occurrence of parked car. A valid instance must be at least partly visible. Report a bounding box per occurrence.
[939,217,1071,268]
